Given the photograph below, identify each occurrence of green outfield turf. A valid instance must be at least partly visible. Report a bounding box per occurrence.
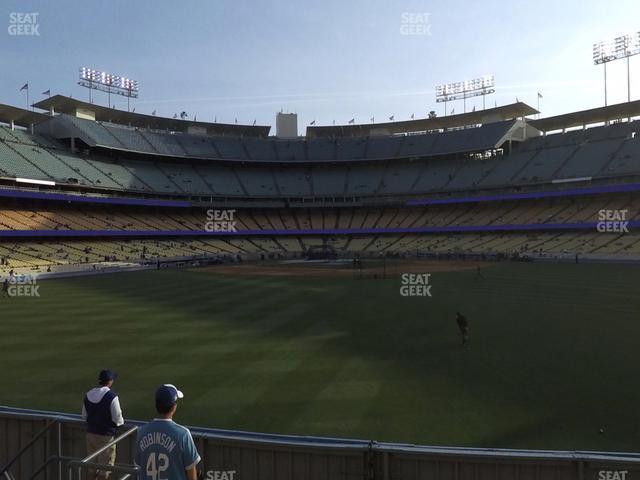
[1,261,639,452]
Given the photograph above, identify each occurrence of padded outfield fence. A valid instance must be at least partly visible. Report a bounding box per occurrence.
[2,407,640,480]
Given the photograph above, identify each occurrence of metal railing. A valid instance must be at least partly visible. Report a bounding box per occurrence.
[67,426,139,480]
[4,406,640,480]
[0,419,57,479]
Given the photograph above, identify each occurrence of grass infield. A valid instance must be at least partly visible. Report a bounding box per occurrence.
[0,261,638,451]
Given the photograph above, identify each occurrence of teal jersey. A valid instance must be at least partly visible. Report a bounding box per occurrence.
[135,419,200,480]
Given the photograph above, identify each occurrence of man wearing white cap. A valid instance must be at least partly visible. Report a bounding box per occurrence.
[134,384,201,480]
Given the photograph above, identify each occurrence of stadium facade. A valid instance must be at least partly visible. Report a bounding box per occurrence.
[0,96,639,275]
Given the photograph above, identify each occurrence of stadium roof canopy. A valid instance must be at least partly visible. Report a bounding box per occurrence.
[0,103,50,128]
[530,100,640,132]
[32,95,271,137]
[305,102,538,138]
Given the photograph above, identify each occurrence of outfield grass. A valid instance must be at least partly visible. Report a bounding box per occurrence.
[0,261,639,452]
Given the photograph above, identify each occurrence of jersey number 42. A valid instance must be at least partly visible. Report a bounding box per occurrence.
[146,452,169,480]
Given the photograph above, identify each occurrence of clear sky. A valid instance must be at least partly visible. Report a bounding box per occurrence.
[1,0,639,133]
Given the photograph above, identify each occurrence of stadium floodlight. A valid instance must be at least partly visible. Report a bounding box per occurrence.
[435,75,495,115]
[593,32,640,105]
[78,67,140,111]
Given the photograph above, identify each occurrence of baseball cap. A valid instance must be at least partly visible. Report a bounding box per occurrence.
[155,384,184,409]
[98,369,118,384]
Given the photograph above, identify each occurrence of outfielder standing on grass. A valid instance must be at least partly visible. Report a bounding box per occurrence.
[456,312,470,346]
[135,384,201,480]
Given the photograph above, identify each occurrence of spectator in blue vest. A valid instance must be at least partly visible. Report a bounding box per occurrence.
[81,369,125,480]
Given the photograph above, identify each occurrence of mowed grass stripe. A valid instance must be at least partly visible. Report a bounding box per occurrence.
[1,263,640,451]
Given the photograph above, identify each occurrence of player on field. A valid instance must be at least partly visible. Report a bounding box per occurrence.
[456,312,469,346]
[135,384,201,480]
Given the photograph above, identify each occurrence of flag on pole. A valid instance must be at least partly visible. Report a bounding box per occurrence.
[348,118,355,124]
[472,106,476,112]
[310,120,316,125]
[537,92,543,99]
[451,109,455,115]
[173,113,178,119]
[194,115,197,121]
[20,83,30,110]
[132,108,136,113]
[411,113,414,119]
[42,89,50,96]
[389,115,394,121]
[152,110,156,116]
[253,119,256,126]
[235,118,237,124]
[370,117,375,123]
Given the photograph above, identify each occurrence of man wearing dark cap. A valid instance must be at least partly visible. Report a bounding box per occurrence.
[81,369,125,480]
[135,384,201,480]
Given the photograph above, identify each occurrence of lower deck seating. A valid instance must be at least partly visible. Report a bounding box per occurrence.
[0,194,636,233]
[1,229,639,273]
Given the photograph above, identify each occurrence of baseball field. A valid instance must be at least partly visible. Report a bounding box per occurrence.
[0,259,638,452]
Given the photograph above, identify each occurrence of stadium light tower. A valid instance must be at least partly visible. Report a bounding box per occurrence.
[436,75,495,115]
[593,32,640,106]
[78,67,140,111]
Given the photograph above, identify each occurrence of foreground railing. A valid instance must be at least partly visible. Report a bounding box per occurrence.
[67,426,138,480]
[2,406,640,480]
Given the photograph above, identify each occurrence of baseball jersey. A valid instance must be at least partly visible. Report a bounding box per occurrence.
[135,419,200,480]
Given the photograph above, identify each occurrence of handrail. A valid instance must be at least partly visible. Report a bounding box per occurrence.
[66,460,138,480]
[27,455,75,480]
[79,426,138,464]
[0,419,56,477]
[68,426,138,480]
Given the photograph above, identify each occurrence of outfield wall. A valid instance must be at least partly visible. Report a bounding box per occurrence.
[2,407,640,480]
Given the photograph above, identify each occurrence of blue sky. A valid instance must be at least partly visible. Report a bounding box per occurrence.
[1,0,639,133]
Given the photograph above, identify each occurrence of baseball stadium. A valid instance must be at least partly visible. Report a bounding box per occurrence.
[2,3,640,480]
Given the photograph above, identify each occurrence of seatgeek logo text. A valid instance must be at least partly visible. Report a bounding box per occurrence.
[8,12,40,36]
[597,209,629,233]
[400,273,432,297]
[205,209,237,233]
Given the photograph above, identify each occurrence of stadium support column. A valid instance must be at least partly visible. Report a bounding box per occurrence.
[70,137,76,154]
[604,62,608,107]
[627,55,631,103]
